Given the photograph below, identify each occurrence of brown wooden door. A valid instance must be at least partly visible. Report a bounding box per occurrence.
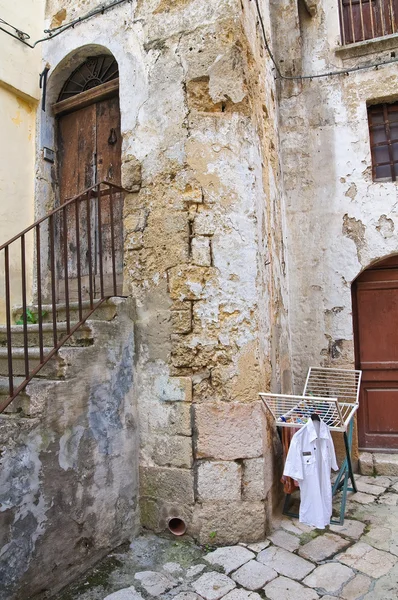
[57,94,122,300]
[353,259,398,450]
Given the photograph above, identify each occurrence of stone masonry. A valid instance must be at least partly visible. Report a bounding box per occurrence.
[37,0,292,548]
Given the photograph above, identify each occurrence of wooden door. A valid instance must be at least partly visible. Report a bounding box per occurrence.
[353,258,398,450]
[57,94,122,300]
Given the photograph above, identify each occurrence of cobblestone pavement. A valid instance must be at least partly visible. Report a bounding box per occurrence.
[57,475,398,600]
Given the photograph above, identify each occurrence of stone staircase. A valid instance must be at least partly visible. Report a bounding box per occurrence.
[359,451,398,476]
[0,296,139,600]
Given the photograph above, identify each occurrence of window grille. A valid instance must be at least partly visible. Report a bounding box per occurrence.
[368,103,398,182]
[339,0,398,45]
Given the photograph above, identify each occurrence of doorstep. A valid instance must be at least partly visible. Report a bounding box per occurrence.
[359,451,398,476]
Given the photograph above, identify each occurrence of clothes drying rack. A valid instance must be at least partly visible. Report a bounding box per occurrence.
[260,367,362,525]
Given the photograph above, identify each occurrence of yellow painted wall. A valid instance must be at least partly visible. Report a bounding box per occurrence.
[0,0,44,321]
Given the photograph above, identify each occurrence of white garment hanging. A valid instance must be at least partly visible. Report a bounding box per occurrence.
[283,417,338,529]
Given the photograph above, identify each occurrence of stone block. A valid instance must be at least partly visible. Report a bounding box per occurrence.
[268,530,300,552]
[303,563,355,595]
[359,452,374,475]
[104,587,144,600]
[192,501,266,545]
[329,519,365,540]
[146,402,192,436]
[341,573,371,600]
[264,577,319,600]
[242,458,265,501]
[231,560,277,589]
[195,402,263,460]
[257,547,315,581]
[126,231,144,250]
[194,210,216,235]
[122,155,142,191]
[197,461,242,501]
[192,236,212,266]
[204,545,255,574]
[150,434,193,469]
[298,533,350,562]
[135,571,177,596]
[171,309,192,334]
[193,572,235,600]
[140,466,194,504]
[374,453,398,476]
[222,592,262,600]
[139,497,193,533]
[337,542,397,578]
[155,375,192,402]
[182,185,203,204]
[168,265,217,300]
[124,209,148,233]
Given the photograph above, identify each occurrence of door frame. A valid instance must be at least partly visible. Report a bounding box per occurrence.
[352,254,398,452]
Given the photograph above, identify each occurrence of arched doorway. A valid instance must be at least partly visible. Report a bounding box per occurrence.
[352,255,398,450]
[52,54,122,299]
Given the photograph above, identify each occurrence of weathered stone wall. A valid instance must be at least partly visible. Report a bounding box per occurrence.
[0,299,139,600]
[37,0,292,546]
[271,0,398,394]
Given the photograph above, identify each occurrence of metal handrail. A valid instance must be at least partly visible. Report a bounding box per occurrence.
[0,181,125,413]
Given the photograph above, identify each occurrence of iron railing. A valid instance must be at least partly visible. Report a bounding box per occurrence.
[339,0,398,45]
[0,181,125,413]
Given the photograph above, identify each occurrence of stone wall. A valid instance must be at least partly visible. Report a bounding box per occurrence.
[37,0,292,546]
[0,299,139,600]
[271,0,398,389]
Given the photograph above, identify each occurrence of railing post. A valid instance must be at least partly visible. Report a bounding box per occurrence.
[49,214,58,348]
[21,234,29,379]
[4,246,13,397]
[97,183,105,298]
[36,224,44,363]
[109,185,118,297]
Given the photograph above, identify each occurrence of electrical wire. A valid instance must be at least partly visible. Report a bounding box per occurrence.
[0,0,130,48]
[2,0,398,80]
[251,0,398,81]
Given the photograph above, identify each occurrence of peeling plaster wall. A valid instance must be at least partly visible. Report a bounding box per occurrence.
[272,0,398,399]
[36,0,291,547]
[0,301,139,600]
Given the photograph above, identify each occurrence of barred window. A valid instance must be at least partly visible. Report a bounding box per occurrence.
[368,103,398,182]
[339,0,398,45]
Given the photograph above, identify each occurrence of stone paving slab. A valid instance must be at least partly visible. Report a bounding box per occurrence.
[268,529,301,552]
[257,546,315,580]
[174,594,204,600]
[221,590,262,600]
[329,519,366,540]
[337,542,397,578]
[104,588,144,600]
[246,541,270,553]
[361,562,398,600]
[303,563,355,595]
[299,533,350,562]
[134,571,177,596]
[378,492,398,505]
[360,475,391,487]
[348,492,376,504]
[340,573,371,600]
[192,572,236,600]
[204,546,255,574]
[264,576,319,600]
[231,559,277,590]
[356,480,386,495]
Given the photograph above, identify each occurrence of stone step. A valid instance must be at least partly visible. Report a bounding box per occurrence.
[359,451,398,476]
[0,322,93,347]
[12,297,123,324]
[0,346,82,379]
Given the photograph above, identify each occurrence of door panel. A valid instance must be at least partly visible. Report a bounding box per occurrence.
[57,92,123,301]
[354,266,398,449]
